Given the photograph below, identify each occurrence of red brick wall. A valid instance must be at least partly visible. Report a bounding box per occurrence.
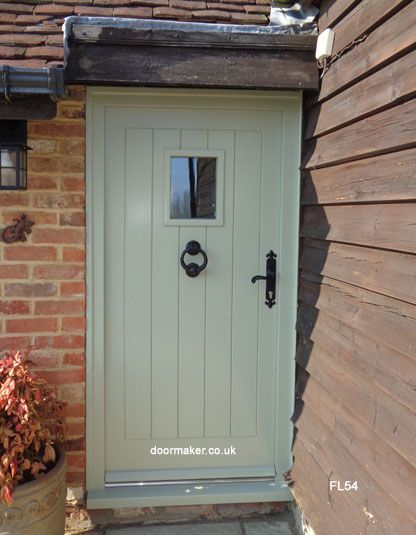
[0,86,86,490]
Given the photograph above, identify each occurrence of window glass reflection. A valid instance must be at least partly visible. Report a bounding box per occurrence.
[170,157,216,219]
[1,149,17,187]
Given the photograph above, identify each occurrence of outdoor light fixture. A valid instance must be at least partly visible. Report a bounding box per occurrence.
[0,120,29,190]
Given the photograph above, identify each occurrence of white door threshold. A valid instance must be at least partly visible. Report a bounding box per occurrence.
[87,477,293,509]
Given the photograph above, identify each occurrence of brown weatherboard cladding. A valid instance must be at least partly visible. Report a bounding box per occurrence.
[293,0,416,534]
[0,0,270,66]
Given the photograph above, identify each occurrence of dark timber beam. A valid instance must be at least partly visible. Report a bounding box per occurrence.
[0,96,57,120]
[64,18,318,90]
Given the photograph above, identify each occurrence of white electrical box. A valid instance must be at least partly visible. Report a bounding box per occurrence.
[315,28,335,61]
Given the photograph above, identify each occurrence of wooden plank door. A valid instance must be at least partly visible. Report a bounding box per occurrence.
[100,95,285,484]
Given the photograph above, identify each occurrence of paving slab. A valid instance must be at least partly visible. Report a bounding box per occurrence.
[106,523,242,535]
[243,520,293,535]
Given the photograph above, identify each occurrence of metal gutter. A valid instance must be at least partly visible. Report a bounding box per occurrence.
[1,66,65,102]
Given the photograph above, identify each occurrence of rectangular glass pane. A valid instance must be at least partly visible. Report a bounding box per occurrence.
[170,157,216,220]
[1,148,16,168]
[1,167,17,187]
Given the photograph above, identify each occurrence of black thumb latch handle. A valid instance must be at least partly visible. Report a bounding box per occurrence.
[180,240,208,278]
[251,250,277,308]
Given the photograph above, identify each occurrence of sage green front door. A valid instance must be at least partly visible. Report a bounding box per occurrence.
[92,90,297,486]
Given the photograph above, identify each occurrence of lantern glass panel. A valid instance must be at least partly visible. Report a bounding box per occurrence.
[0,146,28,189]
[1,148,16,168]
[1,167,17,188]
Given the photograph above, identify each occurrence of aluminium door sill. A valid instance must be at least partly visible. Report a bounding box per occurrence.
[106,476,275,487]
[87,476,293,509]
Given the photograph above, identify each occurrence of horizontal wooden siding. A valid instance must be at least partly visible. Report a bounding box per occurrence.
[292,0,416,533]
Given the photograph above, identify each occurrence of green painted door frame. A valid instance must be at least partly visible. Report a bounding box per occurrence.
[86,88,301,509]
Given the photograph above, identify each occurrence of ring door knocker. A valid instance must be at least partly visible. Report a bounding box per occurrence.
[180,240,208,278]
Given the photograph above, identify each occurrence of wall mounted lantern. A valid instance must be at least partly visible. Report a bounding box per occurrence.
[0,120,29,190]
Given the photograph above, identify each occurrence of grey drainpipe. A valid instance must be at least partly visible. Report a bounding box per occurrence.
[1,66,65,102]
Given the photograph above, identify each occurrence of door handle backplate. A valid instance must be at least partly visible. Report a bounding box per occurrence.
[251,250,277,308]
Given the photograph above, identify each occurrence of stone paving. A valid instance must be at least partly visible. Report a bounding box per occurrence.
[77,517,295,535]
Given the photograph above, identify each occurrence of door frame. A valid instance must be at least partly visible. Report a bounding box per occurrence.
[85,87,302,509]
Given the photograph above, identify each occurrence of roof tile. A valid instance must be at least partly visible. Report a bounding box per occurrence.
[73,6,114,15]
[221,0,256,4]
[112,6,153,16]
[153,6,193,18]
[0,58,48,67]
[0,25,20,33]
[192,9,231,20]
[0,13,17,23]
[15,15,52,25]
[1,34,46,46]
[206,3,244,12]
[123,0,169,5]
[0,3,34,14]
[25,45,64,59]
[244,4,270,13]
[0,45,26,58]
[92,0,124,4]
[230,11,267,22]
[53,0,93,3]
[34,4,75,15]
[24,22,63,33]
[171,0,207,9]
[46,33,68,45]
[0,0,271,66]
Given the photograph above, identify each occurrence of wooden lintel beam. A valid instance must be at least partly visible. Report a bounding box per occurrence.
[0,96,57,120]
[65,43,318,90]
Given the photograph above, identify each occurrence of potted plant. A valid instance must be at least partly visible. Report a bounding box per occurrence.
[0,351,66,535]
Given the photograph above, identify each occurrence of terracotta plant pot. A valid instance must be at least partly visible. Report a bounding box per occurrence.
[0,446,66,535]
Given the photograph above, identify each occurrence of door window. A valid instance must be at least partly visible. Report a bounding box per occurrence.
[170,157,217,220]
[164,149,224,226]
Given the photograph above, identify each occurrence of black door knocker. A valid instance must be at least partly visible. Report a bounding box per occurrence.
[180,240,208,278]
[251,250,277,308]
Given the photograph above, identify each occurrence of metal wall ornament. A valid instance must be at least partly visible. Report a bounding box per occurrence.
[2,214,34,244]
